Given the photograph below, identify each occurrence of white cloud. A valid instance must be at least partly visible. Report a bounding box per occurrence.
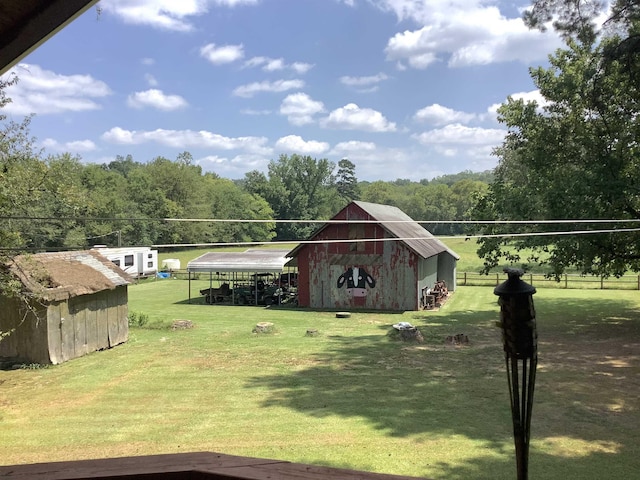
[127,89,188,111]
[101,0,259,31]
[102,127,271,154]
[263,58,285,71]
[1,63,110,115]
[291,62,314,74]
[233,79,304,98]
[197,154,229,165]
[331,141,377,155]
[413,123,506,146]
[200,43,245,65]
[321,103,396,132]
[141,57,155,66]
[487,89,549,117]
[275,135,330,154]
[280,92,325,126]
[145,73,159,87]
[195,153,270,177]
[240,108,271,115]
[42,138,97,153]
[244,57,314,74]
[340,73,389,87]
[381,2,562,69]
[414,104,475,126]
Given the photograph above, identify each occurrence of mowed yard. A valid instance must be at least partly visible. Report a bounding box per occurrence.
[1,279,639,479]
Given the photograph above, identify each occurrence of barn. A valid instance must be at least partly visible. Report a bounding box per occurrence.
[0,250,132,365]
[288,201,459,311]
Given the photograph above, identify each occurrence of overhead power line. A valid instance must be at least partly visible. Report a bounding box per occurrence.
[3,226,639,252]
[151,227,640,249]
[1,215,640,225]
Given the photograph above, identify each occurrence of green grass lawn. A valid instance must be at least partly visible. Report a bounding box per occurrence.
[1,281,639,479]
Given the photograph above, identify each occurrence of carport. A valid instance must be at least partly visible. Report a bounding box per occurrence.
[186,249,292,305]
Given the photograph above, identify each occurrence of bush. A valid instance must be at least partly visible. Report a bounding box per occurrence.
[128,311,149,328]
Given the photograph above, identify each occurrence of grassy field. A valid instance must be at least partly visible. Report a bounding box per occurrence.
[1,280,639,479]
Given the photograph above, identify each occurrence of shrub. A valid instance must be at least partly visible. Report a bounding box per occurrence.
[128,311,149,328]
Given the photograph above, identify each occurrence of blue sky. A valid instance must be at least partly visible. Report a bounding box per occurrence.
[2,0,564,181]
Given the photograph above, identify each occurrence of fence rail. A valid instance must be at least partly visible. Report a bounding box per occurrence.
[457,271,640,290]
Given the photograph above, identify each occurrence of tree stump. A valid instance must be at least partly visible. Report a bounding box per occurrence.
[399,327,424,343]
[253,322,275,334]
[336,312,351,318]
[305,328,319,337]
[172,320,194,330]
[445,333,470,345]
[388,323,424,343]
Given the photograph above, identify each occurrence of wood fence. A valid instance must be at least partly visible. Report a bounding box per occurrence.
[457,272,640,290]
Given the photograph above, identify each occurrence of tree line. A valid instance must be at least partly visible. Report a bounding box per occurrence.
[0,112,491,251]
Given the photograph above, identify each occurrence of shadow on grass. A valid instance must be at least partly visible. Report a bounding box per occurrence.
[245,296,640,479]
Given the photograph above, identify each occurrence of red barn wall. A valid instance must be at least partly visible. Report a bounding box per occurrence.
[296,204,420,311]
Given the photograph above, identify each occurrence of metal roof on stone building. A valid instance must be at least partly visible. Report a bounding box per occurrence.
[7,250,133,302]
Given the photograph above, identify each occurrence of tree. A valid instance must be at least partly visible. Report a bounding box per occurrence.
[360,181,401,206]
[335,158,360,202]
[525,1,640,88]
[202,175,275,243]
[474,27,640,277]
[80,161,134,247]
[243,154,335,240]
[399,183,457,235]
[524,1,640,38]
[142,154,211,245]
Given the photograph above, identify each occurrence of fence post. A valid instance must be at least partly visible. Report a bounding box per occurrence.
[601,276,604,290]
[565,274,568,289]
[496,273,500,286]
[530,273,533,286]
[638,275,639,291]
[464,272,467,285]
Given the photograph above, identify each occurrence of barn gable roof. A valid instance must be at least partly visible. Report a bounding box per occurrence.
[287,201,459,260]
[7,250,133,302]
[351,201,459,260]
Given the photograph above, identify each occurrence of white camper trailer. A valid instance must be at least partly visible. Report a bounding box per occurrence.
[92,246,158,277]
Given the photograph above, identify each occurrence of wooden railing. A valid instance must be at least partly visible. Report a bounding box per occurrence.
[0,451,427,480]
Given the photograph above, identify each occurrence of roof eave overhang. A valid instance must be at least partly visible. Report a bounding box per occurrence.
[0,0,99,75]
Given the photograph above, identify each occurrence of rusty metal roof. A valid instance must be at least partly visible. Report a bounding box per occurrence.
[187,249,291,273]
[8,250,132,302]
[0,1,99,75]
[287,201,459,260]
[351,201,459,260]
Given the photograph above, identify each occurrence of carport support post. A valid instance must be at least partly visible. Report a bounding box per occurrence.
[494,268,538,480]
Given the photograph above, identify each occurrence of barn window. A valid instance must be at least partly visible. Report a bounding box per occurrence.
[147,261,153,268]
[112,259,121,267]
[349,224,365,252]
[124,255,134,267]
[147,253,153,258]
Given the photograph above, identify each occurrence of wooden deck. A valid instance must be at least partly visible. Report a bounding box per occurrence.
[0,451,429,480]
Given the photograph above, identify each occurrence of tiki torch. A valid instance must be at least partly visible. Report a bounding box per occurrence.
[494,268,538,480]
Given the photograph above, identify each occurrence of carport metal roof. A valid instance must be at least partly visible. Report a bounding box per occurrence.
[187,249,291,273]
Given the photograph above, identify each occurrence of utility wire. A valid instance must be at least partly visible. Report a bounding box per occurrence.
[1,215,640,224]
[151,227,640,249]
[3,226,638,252]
